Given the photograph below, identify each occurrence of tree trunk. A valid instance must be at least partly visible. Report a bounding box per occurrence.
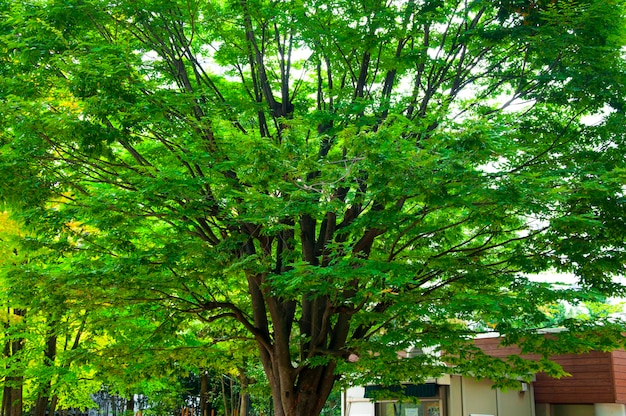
[2,385,11,416]
[49,396,58,416]
[248,266,349,416]
[2,309,26,416]
[199,372,208,416]
[230,377,236,416]
[221,377,229,416]
[33,395,49,416]
[111,396,117,416]
[34,329,58,416]
[8,379,22,416]
[1,379,24,416]
[126,395,135,415]
[237,371,249,416]
[1,332,11,416]
[256,334,339,416]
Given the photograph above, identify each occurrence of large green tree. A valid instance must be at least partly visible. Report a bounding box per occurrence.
[1,1,626,416]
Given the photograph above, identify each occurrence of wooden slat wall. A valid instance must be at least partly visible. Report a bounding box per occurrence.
[473,337,540,360]
[473,338,618,404]
[611,350,626,404]
[473,337,520,357]
[533,351,614,403]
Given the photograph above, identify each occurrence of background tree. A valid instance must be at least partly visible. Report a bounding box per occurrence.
[0,213,26,416]
[1,1,626,416]
[0,212,103,416]
[1,210,264,416]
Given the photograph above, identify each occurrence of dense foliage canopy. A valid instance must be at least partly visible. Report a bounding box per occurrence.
[1,0,626,415]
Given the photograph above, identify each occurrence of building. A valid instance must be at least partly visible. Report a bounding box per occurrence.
[476,337,626,416]
[342,374,535,416]
[343,339,626,416]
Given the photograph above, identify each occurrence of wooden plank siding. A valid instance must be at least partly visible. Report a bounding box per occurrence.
[612,350,626,404]
[474,337,626,404]
[533,351,614,404]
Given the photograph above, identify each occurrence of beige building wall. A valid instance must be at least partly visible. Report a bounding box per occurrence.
[449,376,463,416]
[461,378,498,416]
[496,385,534,416]
[345,375,534,416]
[448,376,534,416]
